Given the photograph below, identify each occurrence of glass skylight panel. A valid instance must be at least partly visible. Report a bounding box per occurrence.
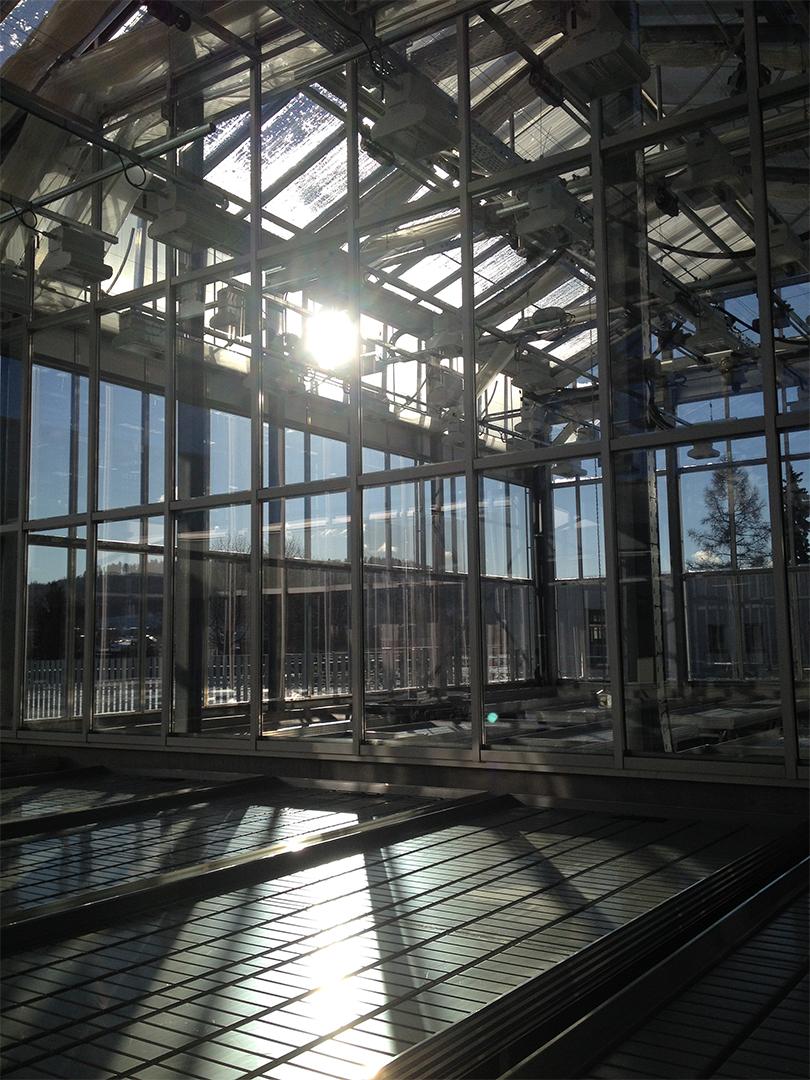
[204,113,249,160]
[268,139,377,229]
[109,6,150,40]
[206,140,251,204]
[0,0,57,63]
[474,244,527,290]
[260,95,341,191]
[400,250,461,291]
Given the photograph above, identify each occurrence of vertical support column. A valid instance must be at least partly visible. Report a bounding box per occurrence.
[744,6,798,777]
[12,237,35,732]
[347,61,364,755]
[82,143,103,738]
[161,88,178,744]
[457,15,484,754]
[534,473,556,689]
[249,54,263,747]
[591,99,627,769]
[665,446,689,689]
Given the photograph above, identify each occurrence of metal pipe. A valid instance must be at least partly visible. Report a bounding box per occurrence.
[0,122,215,225]
[0,192,119,244]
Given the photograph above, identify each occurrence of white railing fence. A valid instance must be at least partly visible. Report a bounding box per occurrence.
[24,650,522,718]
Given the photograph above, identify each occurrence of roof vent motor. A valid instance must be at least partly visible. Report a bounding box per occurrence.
[546,2,650,100]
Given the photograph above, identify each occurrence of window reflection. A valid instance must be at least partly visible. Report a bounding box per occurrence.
[262,496,351,738]
[23,530,86,730]
[1,349,22,524]
[173,505,251,736]
[762,95,809,416]
[29,364,88,520]
[0,534,18,726]
[782,431,810,760]
[618,437,782,760]
[262,425,349,488]
[98,382,164,509]
[93,518,163,733]
[363,476,470,745]
[605,113,764,439]
[481,460,611,754]
[177,402,250,498]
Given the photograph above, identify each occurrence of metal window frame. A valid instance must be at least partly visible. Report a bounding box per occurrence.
[3,4,806,783]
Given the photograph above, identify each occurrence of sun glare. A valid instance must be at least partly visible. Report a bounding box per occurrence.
[304,308,356,370]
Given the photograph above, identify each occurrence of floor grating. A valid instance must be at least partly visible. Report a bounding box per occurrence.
[0,803,781,1080]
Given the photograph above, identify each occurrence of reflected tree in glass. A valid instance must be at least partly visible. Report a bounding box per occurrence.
[687,465,772,571]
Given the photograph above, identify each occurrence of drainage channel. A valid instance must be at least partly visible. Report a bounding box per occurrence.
[575,872,808,1080]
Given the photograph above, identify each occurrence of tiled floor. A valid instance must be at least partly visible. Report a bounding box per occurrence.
[589,894,809,1079]
[1,789,430,910]
[1,803,777,1080]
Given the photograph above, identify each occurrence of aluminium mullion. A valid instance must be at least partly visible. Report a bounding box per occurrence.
[257,476,350,501]
[744,6,798,778]
[358,460,462,487]
[776,413,810,432]
[600,92,749,157]
[137,530,148,717]
[81,144,103,740]
[458,15,484,758]
[160,91,178,747]
[91,502,165,523]
[609,415,764,453]
[590,98,626,771]
[473,441,604,473]
[168,491,252,512]
[95,281,164,314]
[28,304,92,333]
[11,239,36,735]
[248,55,262,748]
[468,148,591,200]
[347,61,364,756]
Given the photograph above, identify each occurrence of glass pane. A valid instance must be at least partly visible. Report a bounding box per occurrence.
[762,96,810,415]
[0,342,23,524]
[363,476,470,746]
[261,83,355,495]
[175,280,252,499]
[93,519,163,734]
[262,496,351,739]
[782,432,809,761]
[103,210,167,298]
[584,2,741,131]
[360,207,465,469]
[481,460,612,754]
[98,381,164,510]
[23,535,85,730]
[173,504,251,736]
[468,8,589,165]
[29,363,88,520]
[272,428,349,488]
[0,533,18,727]
[617,437,782,761]
[475,167,598,456]
[260,304,352,489]
[607,109,763,437]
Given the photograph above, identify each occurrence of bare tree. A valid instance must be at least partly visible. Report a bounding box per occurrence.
[688,464,772,570]
[784,464,810,565]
